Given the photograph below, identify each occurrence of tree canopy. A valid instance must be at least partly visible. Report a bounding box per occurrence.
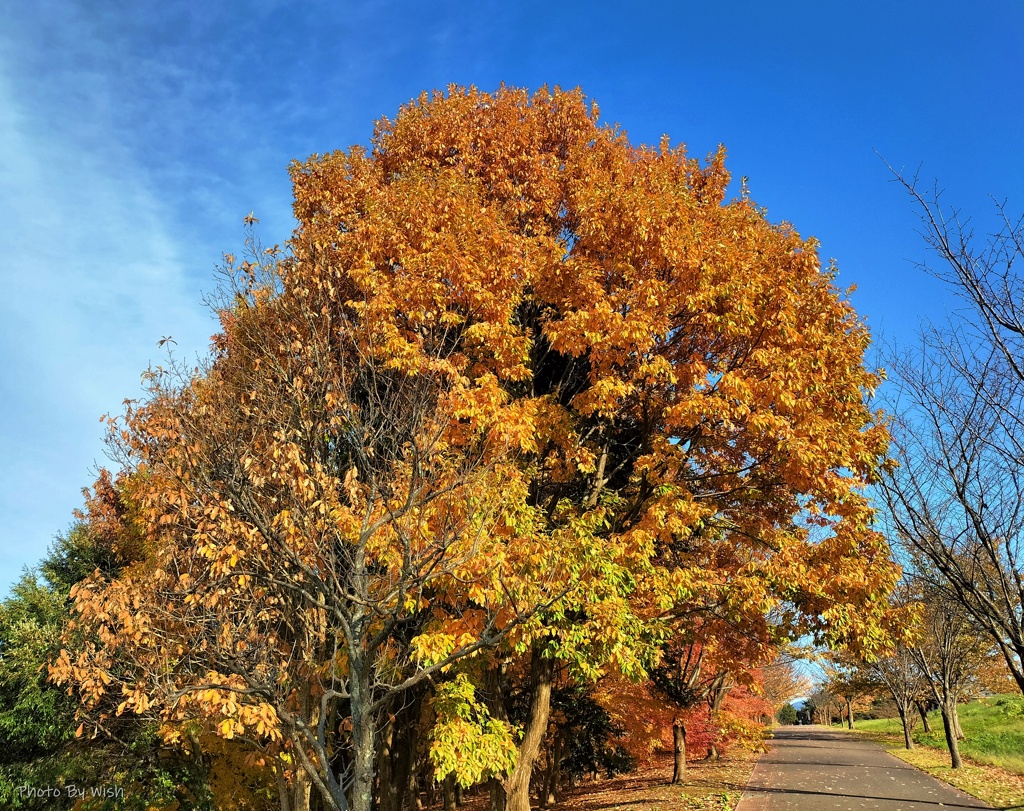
[50,85,898,811]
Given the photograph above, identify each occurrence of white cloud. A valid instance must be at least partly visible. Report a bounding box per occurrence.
[0,1,313,594]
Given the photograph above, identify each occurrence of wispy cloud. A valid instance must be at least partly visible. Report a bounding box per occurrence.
[0,0,358,591]
[0,29,217,590]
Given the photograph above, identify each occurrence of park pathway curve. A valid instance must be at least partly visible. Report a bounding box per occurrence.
[735,726,991,811]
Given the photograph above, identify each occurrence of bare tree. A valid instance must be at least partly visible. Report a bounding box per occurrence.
[878,166,1024,695]
[909,582,984,769]
[824,654,875,729]
[761,653,814,713]
[864,647,927,750]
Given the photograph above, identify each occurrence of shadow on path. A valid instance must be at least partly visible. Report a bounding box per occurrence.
[735,726,993,810]
[749,784,989,809]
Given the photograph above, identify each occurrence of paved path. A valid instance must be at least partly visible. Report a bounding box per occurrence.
[735,726,991,810]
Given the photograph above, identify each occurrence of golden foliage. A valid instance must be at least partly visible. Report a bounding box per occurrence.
[50,85,898,810]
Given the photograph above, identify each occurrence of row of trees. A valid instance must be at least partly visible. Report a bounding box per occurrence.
[851,167,1024,771]
[1,530,807,811]
[825,574,1012,768]
[3,530,808,811]
[875,167,1024,699]
[4,86,900,811]
[792,166,1024,774]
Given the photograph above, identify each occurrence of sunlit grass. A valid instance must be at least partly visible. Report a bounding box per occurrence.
[852,695,1024,774]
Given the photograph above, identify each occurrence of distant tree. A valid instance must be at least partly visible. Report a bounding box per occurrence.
[798,694,819,725]
[863,646,927,750]
[824,654,876,729]
[804,687,843,727]
[760,654,813,714]
[908,579,992,769]
[776,703,798,725]
[650,638,731,783]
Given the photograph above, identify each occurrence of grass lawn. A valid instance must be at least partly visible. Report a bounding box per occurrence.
[852,695,1024,774]
[842,695,1024,809]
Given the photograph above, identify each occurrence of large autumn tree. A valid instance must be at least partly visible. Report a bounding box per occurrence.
[53,86,896,811]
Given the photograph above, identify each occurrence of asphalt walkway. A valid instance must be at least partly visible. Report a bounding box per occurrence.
[735,726,991,810]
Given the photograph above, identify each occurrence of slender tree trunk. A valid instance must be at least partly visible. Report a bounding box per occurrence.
[846,698,854,729]
[277,763,294,811]
[915,701,931,733]
[543,730,564,806]
[280,765,313,811]
[398,725,420,811]
[897,708,914,750]
[409,749,423,811]
[442,775,457,811]
[504,647,555,811]
[485,662,510,811]
[382,690,421,811]
[952,704,964,740]
[378,720,395,811]
[488,779,506,811]
[1011,649,1024,696]
[671,722,687,784]
[280,685,315,811]
[351,666,377,811]
[295,770,312,811]
[940,702,963,769]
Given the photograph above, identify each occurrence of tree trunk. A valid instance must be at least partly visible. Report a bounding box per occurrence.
[504,647,555,811]
[543,730,564,806]
[671,722,687,784]
[442,775,457,811]
[940,702,963,769]
[897,708,914,750]
[279,764,312,811]
[278,711,315,811]
[952,704,964,740]
[378,720,395,811]
[846,698,854,729]
[351,669,377,811]
[1011,646,1024,696]
[294,771,312,811]
[410,750,423,811]
[915,701,931,733]
[485,662,510,811]
[488,779,506,811]
[381,690,421,811]
[394,727,418,811]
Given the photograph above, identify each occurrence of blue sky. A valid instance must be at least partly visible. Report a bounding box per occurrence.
[1,0,1022,596]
